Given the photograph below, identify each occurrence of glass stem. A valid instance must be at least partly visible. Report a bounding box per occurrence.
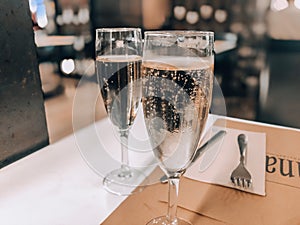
[120,130,129,170]
[167,177,180,223]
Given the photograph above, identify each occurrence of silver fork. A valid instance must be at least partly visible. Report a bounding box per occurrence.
[230,134,252,188]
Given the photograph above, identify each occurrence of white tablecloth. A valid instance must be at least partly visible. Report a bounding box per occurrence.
[0,114,295,225]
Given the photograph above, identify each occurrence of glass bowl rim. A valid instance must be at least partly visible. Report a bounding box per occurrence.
[144,30,214,37]
[96,27,142,32]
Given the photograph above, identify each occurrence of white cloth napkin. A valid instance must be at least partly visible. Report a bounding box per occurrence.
[184,126,266,196]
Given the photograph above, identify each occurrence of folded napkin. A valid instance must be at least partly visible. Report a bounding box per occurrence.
[184,126,266,196]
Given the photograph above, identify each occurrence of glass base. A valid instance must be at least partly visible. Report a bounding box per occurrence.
[146,216,192,225]
[103,167,146,196]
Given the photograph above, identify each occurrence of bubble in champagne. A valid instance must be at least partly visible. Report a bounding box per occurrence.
[72,57,227,185]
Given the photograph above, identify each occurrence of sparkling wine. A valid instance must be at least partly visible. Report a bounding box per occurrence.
[142,58,213,176]
[96,55,142,131]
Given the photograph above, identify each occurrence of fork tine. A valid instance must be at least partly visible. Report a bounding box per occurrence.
[247,179,252,188]
[243,179,247,188]
[240,178,244,188]
[233,178,236,186]
[239,178,243,187]
[231,177,236,186]
[237,178,242,187]
[231,178,238,188]
[244,179,248,188]
[245,179,249,188]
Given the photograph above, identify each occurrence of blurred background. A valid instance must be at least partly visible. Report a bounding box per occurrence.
[28,0,300,142]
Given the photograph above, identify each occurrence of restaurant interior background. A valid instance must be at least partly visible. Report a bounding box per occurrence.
[1,0,300,166]
[32,0,300,137]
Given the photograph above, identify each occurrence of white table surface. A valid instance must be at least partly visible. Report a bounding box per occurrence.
[1,113,297,225]
[0,118,127,225]
[35,33,75,47]
[214,40,236,54]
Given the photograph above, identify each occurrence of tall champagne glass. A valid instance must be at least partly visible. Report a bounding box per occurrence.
[142,31,214,224]
[95,28,144,195]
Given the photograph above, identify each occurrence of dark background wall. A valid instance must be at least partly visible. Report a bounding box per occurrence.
[0,0,49,167]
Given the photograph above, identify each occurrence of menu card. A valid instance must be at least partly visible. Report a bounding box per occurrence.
[102,118,300,225]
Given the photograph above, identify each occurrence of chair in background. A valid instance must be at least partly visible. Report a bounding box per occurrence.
[214,32,239,96]
[0,0,49,168]
[257,39,300,129]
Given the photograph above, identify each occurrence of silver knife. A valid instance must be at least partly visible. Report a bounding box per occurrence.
[160,130,226,183]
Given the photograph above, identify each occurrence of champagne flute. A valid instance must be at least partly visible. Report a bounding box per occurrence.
[142,30,214,224]
[95,28,144,195]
